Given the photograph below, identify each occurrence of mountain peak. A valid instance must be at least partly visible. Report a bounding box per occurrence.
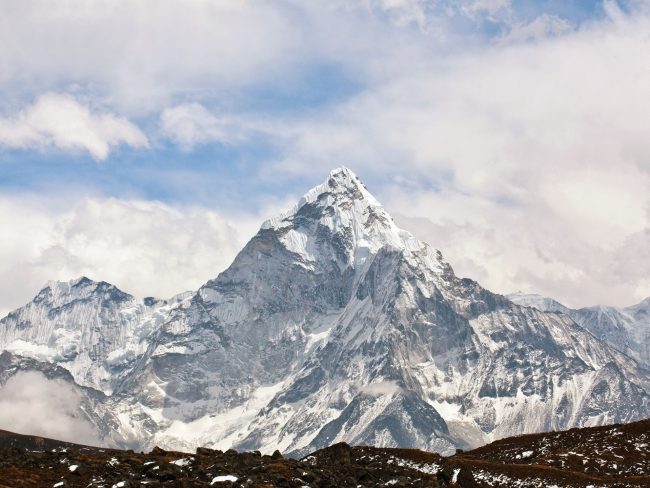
[324,166,378,204]
[36,276,132,306]
[41,276,96,294]
[326,165,365,189]
[328,165,356,179]
[262,167,384,228]
[259,167,414,265]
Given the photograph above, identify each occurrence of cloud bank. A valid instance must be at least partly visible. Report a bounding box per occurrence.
[0,1,649,310]
[0,371,101,445]
[0,195,257,317]
[263,6,650,307]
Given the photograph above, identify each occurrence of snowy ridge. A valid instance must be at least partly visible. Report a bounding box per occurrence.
[0,277,190,394]
[261,167,383,231]
[508,292,650,367]
[1,167,650,455]
[506,292,572,315]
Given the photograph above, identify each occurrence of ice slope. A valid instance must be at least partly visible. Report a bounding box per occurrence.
[1,167,649,455]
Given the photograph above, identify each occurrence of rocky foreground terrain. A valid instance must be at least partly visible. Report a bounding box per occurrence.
[1,418,649,487]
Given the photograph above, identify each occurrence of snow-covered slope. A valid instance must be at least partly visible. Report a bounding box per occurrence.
[1,167,649,455]
[0,277,191,394]
[508,293,650,368]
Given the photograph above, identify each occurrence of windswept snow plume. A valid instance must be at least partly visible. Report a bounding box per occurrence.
[0,371,102,445]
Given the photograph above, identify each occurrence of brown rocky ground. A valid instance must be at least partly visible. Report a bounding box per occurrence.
[454,418,650,487]
[1,419,649,487]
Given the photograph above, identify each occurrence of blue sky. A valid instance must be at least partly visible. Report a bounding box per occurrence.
[2,0,650,314]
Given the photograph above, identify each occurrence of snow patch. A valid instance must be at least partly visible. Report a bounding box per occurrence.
[211,475,238,484]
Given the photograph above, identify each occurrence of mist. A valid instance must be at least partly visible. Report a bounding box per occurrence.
[0,371,102,446]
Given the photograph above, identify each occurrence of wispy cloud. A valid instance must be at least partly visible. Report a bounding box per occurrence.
[160,103,245,149]
[496,13,573,44]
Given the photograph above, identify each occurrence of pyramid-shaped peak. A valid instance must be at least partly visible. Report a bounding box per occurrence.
[301,166,382,211]
[255,167,433,265]
[329,165,356,178]
[326,166,374,199]
[327,166,361,186]
[262,167,384,231]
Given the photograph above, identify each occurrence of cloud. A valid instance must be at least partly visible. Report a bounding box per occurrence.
[0,1,298,111]
[263,9,650,307]
[0,0,524,115]
[361,380,403,397]
[461,0,512,17]
[360,0,434,29]
[0,93,147,160]
[1,0,649,311]
[0,195,260,317]
[0,371,101,445]
[160,103,243,148]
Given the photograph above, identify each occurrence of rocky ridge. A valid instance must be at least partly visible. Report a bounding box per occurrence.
[2,418,650,487]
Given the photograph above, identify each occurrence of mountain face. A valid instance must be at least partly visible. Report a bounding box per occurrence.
[1,167,650,456]
[508,292,650,368]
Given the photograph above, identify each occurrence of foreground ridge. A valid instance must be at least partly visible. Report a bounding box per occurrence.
[1,418,649,487]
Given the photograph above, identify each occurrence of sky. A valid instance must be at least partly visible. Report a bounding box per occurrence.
[1,0,650,315]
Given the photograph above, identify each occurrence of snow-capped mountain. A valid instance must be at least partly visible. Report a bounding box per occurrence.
[0,277,189,395]
[1,167,649,456]
[509,292,650,368]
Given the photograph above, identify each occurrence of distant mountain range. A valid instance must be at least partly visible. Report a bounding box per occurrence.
[508,292,650,367]
[1,167,649,455]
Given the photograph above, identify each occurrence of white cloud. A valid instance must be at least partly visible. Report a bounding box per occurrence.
[0,93,147,159]
[461,0,512,17]
[0,195,261,317]
[0,1,300,112]
[265,10,650,307]
[160,103,243,148]
[361,0,432,28]
[361,380,403,396]
[0,371,101,445]
[0,0,508,115]
[1,0,650,310]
